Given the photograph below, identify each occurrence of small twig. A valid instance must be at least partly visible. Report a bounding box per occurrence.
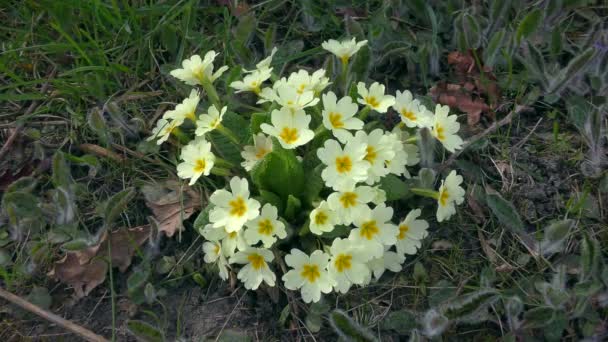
[0,287,109,342]
[437,105,528,173]
[0,67,57,160]
[79,143,126,162]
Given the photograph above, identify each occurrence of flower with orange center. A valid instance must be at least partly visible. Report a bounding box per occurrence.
[176,138,215,185]
[327,186,375,225]
[229,248,276,290]
[392,90,433,128]
[163,89,201,122]
[195,104,228,136]
[209,177,261,232]
[241,133,274,171]
[260,107,314,149]
[317,138,369,191]
[202,241,230,280]
[170,51,228,86]
[147,117,184,145]
[309,201,338,235]
[349,204,398,259]
[282,249,334,303]
[436,170,465,222]
[244,204,286,248]
[321,38,368,65]
[431,104,463,152]
[395,209,429,256]
[356,82,395,113]
[230,68,272,94]
[327,238,372,294]
[321,91,363,137]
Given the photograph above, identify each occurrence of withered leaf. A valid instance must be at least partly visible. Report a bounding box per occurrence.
[142,181,201,237]
[49,253,108,298]
[50,225,151,297]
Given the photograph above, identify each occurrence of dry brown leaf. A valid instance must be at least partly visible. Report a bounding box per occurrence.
[142,181,201,237]
[50,225,151,297]
[49,253,108,298]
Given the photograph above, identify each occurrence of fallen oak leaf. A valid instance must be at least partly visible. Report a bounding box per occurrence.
[430,82,490,126]
[142,181,201,237]
[49,253,107,298]
[50,225,151,297]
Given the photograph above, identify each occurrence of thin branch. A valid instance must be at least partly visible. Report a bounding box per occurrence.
[0,287,109,342]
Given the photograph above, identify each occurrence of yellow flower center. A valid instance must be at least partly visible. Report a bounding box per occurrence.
[300,264,321,283]
[186,111,196,121]
[228,231,237,239]
[439,189,450,206]
[398,224,409,240]
[213,243,220,255]
[365,96,379,108]
[257,219,274,235]
[247,253,266,270]
[339,192,358,208]
[164,122,178,135]
[400,109,417,121]
[335,156,352,173]
[229,196,247,217]
[435,125,445,141]
[255,148,269,159]
[279,127,299,144]
[360,221,379,240]
[334,254,352,272]
[297,84,306,94]
[340,55,349,64]
[364,145,377,164]
[194,68,206,83]
[209,118,219,129]
[314,211,328,225]
[329,112,344,128]
[193,159,207,173]
[287,100,294,106]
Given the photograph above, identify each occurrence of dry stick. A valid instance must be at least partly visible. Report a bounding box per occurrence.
[0,67,57,160]
[437,104,527,173]
[0,287,109,342]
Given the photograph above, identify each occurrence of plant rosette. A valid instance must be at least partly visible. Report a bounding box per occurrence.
[147,38,466,303]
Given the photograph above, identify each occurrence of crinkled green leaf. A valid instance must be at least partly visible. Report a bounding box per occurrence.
[517,9,542,43]
[379,174,411,201]
[485,192,524,233]
[329,309,378,342]
[251,143,304,202]
[127,320,165,342]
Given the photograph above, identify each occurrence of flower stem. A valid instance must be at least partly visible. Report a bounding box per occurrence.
[201,79,221,108]
[358,106,371,121]
[410,188,440,200]
[214,157,234,169]
[405,136,418,144]
[314,124,327,138]
[210,166,231,176]
[340,59,349,95]
[217,124,240,146]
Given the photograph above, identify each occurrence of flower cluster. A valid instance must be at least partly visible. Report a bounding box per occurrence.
[148,38,466,303]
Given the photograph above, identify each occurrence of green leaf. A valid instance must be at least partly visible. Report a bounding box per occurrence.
[485,192,524,233]
[550,26,563,57]
[580,232,600,281]
[52,151,74,188]
[251,143,305,201]
[381,310,417,334]
[441,289,498,323]
[379,174,410,201]
[547,47,597,95]
[250,112,269,135]
[193,205,212,233]
[128,262,152,304]
[517,9,542,43]
[192,273,207,288]
[329,310,378,342]
[284,195,301,221]
[462,13,481,49]
[234,14,256,45]
[258,190,284,214]
[87,108,110,145]
[539,219,573,255]
[305,300,329,333]
[127,320,165,342]
[61,238,95,251]
[485,29,506,66]
[6,177,37,193]
[103,187,136,229]
[523,306,555,329]
[302,165,324,205]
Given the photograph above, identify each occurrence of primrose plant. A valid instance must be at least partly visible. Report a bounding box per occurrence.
[147,38,465,303]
